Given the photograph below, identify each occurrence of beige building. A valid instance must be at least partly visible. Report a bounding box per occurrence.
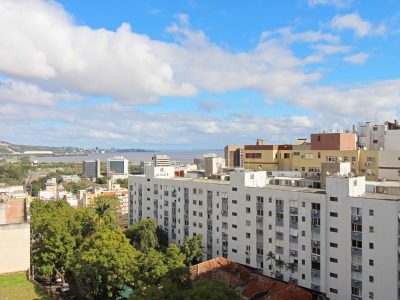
[0,190,30,274]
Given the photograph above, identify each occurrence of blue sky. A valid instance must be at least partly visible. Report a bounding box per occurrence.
[0,0,399,149]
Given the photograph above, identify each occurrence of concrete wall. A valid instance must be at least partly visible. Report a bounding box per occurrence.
[0,223,30,274]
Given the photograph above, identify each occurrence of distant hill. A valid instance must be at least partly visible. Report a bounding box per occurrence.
[0,141,155,156]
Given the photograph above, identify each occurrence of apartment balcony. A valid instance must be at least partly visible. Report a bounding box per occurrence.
[351,247,362,256]
[310,284,320,292]
[256,255,264,263]
[222,233,228,241]
[352,215,362,224]
[256,202,264,210]
[276,219,284,226]
[311,225,320,234]
[256,229,263,236]
[256,241,263,249]
[154,190,158,195]
[289,207,298,215]
[256,215,263,221]
[290,249,298,257]
[276,206,284,213]
[311,269,320,278]
[276,232,284,240]
[311,209,320,218]
[289,221,298,229]
[311,240,320,248]
[184,194,189,202]
[222,211,228,217]
[276,246,284,254]
[351,279,362,289]
[311,254,320,263]
[351,231,362,241]
[290,235,298,243]
[351,263,362,272]
[222,197,228,204]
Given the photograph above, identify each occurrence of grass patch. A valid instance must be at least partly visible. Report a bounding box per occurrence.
[0,272,50,300]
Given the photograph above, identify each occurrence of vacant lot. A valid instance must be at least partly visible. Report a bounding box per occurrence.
[0,272,50,300]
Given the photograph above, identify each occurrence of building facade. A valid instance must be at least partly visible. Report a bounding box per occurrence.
[83,159,101,179]
[107,156,128,177]
[129,166,400,300]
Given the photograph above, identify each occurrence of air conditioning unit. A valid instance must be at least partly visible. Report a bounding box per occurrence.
[352,216,359,221]
[312,255,318,261]
[313,241,319,246]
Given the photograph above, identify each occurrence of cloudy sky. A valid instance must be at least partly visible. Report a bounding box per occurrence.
[0,0,399,149]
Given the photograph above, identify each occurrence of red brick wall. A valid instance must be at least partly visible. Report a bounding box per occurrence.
[311,133,356,150]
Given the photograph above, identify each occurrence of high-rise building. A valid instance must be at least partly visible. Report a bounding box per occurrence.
[107,156,128,175]
[83,159,101,179]
[129,164,400,300]
[152,154,171,166]
[203,153,225,177]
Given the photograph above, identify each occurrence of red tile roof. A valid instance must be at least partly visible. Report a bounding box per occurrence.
[189,257,313,300]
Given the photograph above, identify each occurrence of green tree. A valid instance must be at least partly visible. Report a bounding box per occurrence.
[125,219,159,253]
[181,235,205,265]
[31,199,82,281]
[184,279,240,300]
[92,195,119,228]
[68,229,138,299]
[266,251,276,276]
[95,177,107,184]
[116,178,128,188]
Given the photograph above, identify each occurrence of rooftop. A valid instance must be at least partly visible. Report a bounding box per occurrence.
[189,257,317,300]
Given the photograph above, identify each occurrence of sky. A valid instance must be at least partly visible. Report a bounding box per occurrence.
[0,0,400,149]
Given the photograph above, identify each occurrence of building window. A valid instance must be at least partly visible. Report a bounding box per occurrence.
[369,242,374,249]
[232,249,237,253]
[330,288,338,294]
[369,209,374,216]
[232,236,237,241]
[232,224,237,228]
[330,242,338,248]
[352,223,362,232]
[193,211,197,216]
[246,207,251,213]
[352,240,362,249]
[302,202,305,207]
[369,276,374,282]
[330,212,338,217]
[302,245,306,251]
[369,226,374,233]
[246,233,251,239]
[302,274,305,279]
[246,220,251,226]
[329,273,338,278]
[302,231,305,237]
[232,212,237,216]
[330,257,338,263]
[302,216,305,222]
[330,227,338,233]
[369,292,374,299]
[330,196,338,202]
[373,140,378,144]
[302,259,305,265]
[369,259,374,266]
[232,199,237,204]
[232,187,237,191]
[246,194,251,201]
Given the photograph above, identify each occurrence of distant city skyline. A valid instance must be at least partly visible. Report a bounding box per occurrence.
[0,0,399,149]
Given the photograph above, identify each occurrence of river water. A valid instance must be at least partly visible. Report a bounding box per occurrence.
[30,150,224,164]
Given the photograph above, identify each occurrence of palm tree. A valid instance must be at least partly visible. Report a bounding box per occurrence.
[266,251,276,276]
[275,258,285,277]
[285,261,297,281]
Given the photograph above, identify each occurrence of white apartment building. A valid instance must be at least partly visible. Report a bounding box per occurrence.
[107,156,128,178]
[129,166,400,300]
[204,153,225,177]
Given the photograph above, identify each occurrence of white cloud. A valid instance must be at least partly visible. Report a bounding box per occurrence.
[0,0,320,104]
[343,52,370,64]
[331,13,386,37]
[308,0,353,8]
[0,79,76,106]
[260,27,340,44]
[313,44,351,54]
